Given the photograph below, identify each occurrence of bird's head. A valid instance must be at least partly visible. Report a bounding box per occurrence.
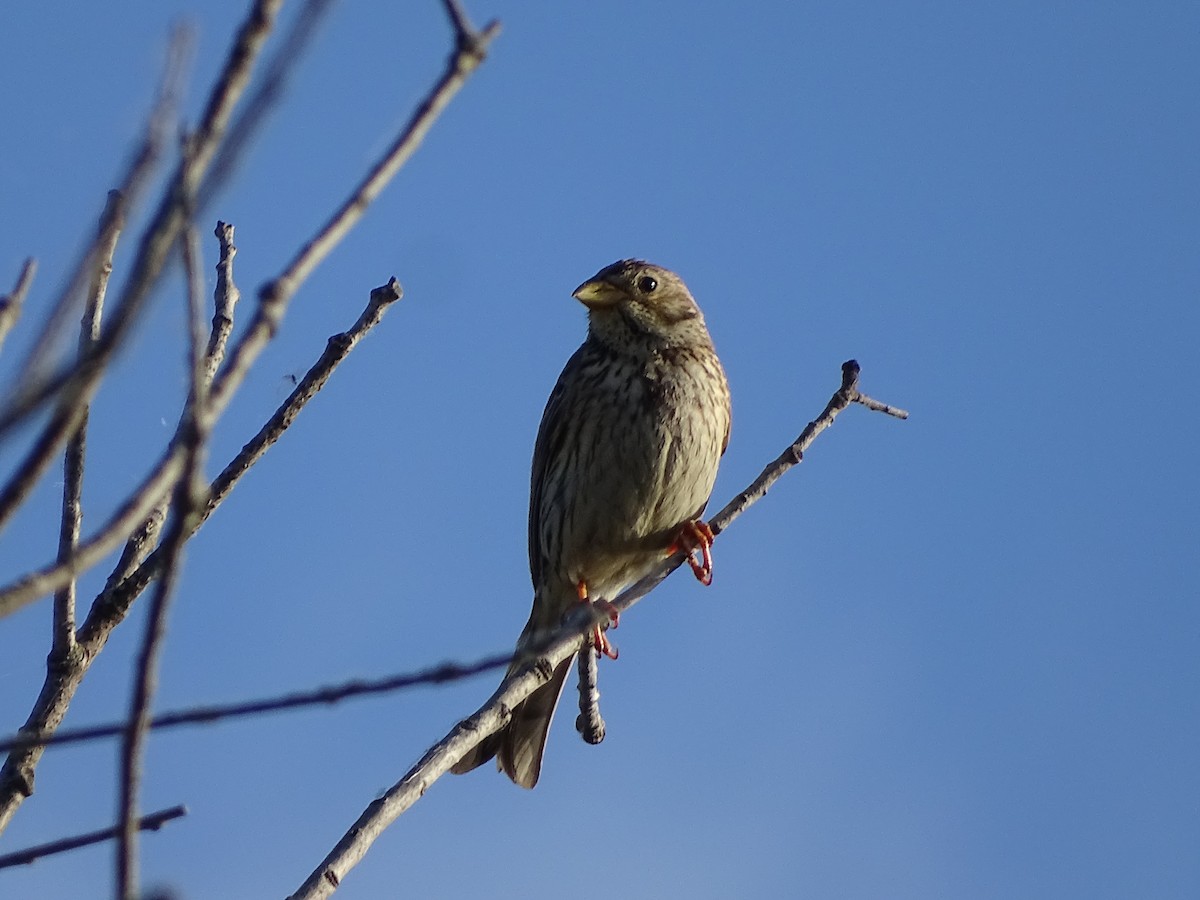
[572,259,711,352]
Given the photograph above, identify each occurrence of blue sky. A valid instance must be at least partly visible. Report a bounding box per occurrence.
[1,1,1197,898]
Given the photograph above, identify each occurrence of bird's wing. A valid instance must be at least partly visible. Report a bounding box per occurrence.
[528,340,593,589]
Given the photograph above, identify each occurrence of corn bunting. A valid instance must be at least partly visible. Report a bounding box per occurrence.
[452,259,730,787]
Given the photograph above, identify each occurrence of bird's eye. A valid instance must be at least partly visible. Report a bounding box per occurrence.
[637,275,658,293]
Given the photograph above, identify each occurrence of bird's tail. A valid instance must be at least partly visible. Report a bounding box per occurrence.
[450,653,574,789]
[452,591,578,787]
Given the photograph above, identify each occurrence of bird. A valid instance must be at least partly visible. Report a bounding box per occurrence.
[451,259,731,788]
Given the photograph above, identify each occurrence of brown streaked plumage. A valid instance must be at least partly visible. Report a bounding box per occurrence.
[451,259,731,788]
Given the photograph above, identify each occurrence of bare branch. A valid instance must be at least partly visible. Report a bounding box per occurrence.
[182,207,212,391]
[7,37,185,404]
[0,0,287,611]
[287,361,907,898]
[5,0,498,602]
[205,279,402,509]
[0,0,495,612]
[205,16,501,430]
[288,617,603,898]
[0,452,187,620]
[86,221,239,632]
[85,277,403,636]
[0,406,90,535]
[0,274,398,830]
[0,193,139,536]
[51,190,126,657]
[0,805,186,870]
[854,392,909,419]
[440,0,478,45]
[205,222,241,383]
[707,360,905,536]
[198,0,337,210]
[80,196,123,352]
[0,0,283,442]
[0,278,400,831]
[0,650,514,755]
[115,211,212,900]
[0,258,36,355]
[0,0,493,847]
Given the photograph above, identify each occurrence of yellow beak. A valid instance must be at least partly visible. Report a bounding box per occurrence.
[572,278,624,309]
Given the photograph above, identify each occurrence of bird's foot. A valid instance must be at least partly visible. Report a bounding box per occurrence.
[668,519,716,585]
[577,581,619,660]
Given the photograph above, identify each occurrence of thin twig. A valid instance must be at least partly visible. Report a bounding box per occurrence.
[0,258,37,355]
[287,361,906,899]
[86,278,404,635]
[205,222,240,383]
[52,191,126,658]
[0,134,159,537]
[93,221,239,632]
[182,215,212,415]
[708,360,907,537]
[115,211,211,900]
[854,392,909,418]
[0,805,186,870]
[0,650,515,754]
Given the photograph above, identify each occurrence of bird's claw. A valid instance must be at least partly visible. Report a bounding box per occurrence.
[668,520,715,585]
[593,629,619,660]
[577,581,620,660]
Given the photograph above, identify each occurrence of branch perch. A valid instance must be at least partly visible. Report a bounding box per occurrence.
[287,360,907,899]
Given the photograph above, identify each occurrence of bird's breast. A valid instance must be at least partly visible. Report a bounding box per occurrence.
[536,349,727,600]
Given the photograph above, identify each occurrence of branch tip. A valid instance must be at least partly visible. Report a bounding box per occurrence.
[371,278,403,305]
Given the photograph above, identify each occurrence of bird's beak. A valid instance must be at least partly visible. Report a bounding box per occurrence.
[572,278,623,309]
